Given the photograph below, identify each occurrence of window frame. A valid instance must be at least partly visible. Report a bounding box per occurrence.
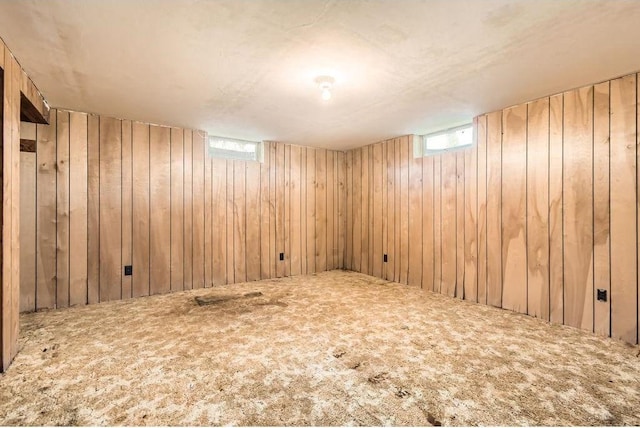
[419,123,474,157]
[208,136,264,163]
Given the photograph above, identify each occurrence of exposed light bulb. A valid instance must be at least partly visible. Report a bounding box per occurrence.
[315,75,335,102]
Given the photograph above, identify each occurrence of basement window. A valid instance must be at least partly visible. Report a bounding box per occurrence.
[420,124,473,156]
[208,137,263,162]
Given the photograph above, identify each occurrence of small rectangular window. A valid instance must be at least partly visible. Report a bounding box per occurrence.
[421,124,473,155]
[208,137,263,162]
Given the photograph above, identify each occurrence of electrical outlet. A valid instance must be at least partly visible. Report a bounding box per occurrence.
[597,289,607,302]
[279,253,284,261]
[124,265,133,276]
[383,254,388,263]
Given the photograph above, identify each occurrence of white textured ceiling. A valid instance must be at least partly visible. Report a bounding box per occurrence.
[1,0,640,149]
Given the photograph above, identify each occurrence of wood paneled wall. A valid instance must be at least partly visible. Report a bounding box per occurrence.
[20,109,346,311]
[346,72,640,345]
[1,38,48,371]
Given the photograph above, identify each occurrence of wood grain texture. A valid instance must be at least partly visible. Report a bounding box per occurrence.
[464,125,478,302]
[338,151,346,269]
[290,145,302,275]
[326,150,335,271]
[192,131,205,289]
[226,160,235,283]
[36,109,57,309]
[593,82,610,337]
[283,145,291,277]
[563,86,594,332]
[212,158,227,284]
[549,94,564,325]
[345,150,353,271]
[69,112,88,306]
[433,155,441,293]
[204,138,213,287]
[121,120,132,299]
[456,151,464,298]
[149,125,170,295]
[19,152,36,312]
[233,161,247,283]
[486,111,503,307]
[170,128,184,292]
[260,145,270,279]
[99,116,122,302]
[441,153,457,297]
[245,161,261,281]
[372,143,383,278]
[359,147,368,275]
[352,148,361,273]
[408,137,422,287]
[183,130,193,289]
[275,143,285,277]
[306,148,316,273]
[87,114,100,303]
[477,115,488,305]
[501,104,527,314]
[132,122,150,298]
[386,141,395,281]
[56,110,70,308]
[422,155,434,291]
[526,98,550,320]
[610,75,637,343]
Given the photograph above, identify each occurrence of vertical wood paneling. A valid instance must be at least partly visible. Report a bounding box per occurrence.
[121,120,132,299]
[441,153,457,297]
[284,145,291,276]
[233,161,247,283]
[501,104,528,313]
[204,139,213,287]
[99,117,122,302]
[352,148,361,272]
[433,155,442,293]
[549,94,564,325]
[399,138,410,285]
[610,75,637,343]
[316,148,327,273]
[149,125,170,295]
[290,145,302,275]
[260,145,270,279]
[422,155,434,291]
[56,111,70,308]
[212,158,227,285]
[372,144,383,278]
[275,144,285,277]
[192,131,205,289]
[464,125,478,302]
[593,82,611,336]
[35,107,56,309]
[385,142,395,281]
[269,143,277,277]
[394,140,401,283]
[69,112,88,306]
[338,151,346,269]
[170,128,184,292]
[246,161,261,281]
[359,147,368,275]
[87,115,100,303]
[326,150,335,271]
[183,130,193,289]
[526,98,550,320]
[19,153,36,312]
[563,86,594,332]
[486,111,503,307]
[226,160,235,283]
[345,150,353,271]
[305,148,316,273]
[132,122,150,298]
[477,115,488,305]
[455,151,465,298]
[408,138,422,287]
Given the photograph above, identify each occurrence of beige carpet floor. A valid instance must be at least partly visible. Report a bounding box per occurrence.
[1,270,639,426]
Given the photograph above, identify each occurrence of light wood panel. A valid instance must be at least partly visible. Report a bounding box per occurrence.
[212,158,227,284]
[610,75,637,343]
[233,161,247,283]
[149,125,170,295]
[19,152,36,312]
[99,116,122,302]
[246,161,261,282]
[360,147,369,276]
[56,110,70,308]
[290,145,302,275]
[563,86,594,332]
[408,138,422,287]
[526,98,550,320]
[593,81,610,336]
[132,122,150,298]
[501,104,527,314]
[121,120,133,299]
[69,112,88,306]
[87,115,100,303]
[183,130,193,289]
[326,150,335,271]
[345,71,640,345]
[170,128,184,292]
[192,131,205,289]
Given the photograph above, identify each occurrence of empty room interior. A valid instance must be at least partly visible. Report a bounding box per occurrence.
[1,0,640,425]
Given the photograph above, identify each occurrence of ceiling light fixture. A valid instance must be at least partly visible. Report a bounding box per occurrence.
[315,75,335,101]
